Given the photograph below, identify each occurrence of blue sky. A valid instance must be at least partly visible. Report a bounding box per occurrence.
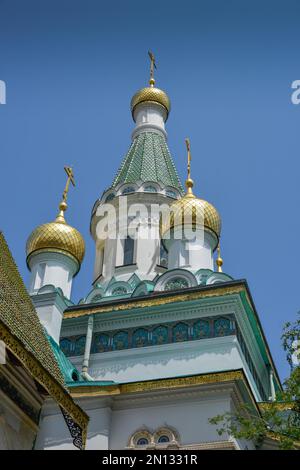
[0,0,299,381]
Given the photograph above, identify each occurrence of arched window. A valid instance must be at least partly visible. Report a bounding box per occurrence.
[159,243,168,268]
[165,277,189,291]
[137,438,149,446]
[112,286,127,296]
[166,189,176,198]
[128,427,179,449]
[105,193,115,202]
[144,185,157,193]
[158,435,170,444]
[123,236,135,265]
[122,186,135,195]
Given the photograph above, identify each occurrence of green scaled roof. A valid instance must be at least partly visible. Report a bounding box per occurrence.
[111,131,184,192]
[47,333,81,384]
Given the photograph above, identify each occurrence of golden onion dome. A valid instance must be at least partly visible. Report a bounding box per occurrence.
[26,201,85,268]
[131,80,171,120]
[161,178,221,246]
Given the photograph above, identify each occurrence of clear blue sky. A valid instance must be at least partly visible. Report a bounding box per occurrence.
[0,0,299,381]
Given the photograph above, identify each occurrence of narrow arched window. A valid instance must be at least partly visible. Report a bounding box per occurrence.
[123,236,134,265]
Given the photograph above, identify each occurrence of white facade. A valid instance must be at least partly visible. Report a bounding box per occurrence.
[35,381,255,450]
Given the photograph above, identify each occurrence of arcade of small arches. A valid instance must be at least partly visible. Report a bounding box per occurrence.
[127,426,180,449]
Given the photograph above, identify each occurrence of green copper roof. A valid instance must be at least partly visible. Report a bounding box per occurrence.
[111,131,184,192]
[47,333,81,383]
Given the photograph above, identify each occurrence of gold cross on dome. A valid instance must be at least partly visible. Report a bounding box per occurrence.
[148,50,157,85]
[185,138,191,180]
[62,166,75,203]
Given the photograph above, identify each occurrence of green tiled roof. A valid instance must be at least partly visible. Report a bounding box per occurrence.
[0,232,65,387]
[111,132,184,192]
[47,333,81,384]
[0,232,89,435]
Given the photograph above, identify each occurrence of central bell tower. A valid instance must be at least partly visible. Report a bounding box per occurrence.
[90,52,183,288]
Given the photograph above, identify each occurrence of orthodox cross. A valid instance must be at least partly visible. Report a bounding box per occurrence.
[62,166,75,203]
[185,138,192,180]
[148,50,157,84]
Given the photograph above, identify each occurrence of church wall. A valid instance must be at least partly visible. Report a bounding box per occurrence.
[109,395,232,449]
[35,391,252,450]
[35,401,77,450]
[0,401,37,450]
[69,335,262,401]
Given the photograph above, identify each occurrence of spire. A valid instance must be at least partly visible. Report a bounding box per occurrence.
[185,138,195,198]
[110,54,183,192]
[216,243,223,272]
[55,166,75,224]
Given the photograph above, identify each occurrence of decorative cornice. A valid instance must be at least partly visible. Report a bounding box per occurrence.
[259,402,295,412]
[64,283,245,319]
[69,369,251,401]
[120,370,244,394]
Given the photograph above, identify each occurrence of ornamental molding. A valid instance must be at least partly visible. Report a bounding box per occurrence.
[68,370,256,411]
[61,298,237,337]
[85,299,237,332]
[64,284,246,319]
[112,385,243,411]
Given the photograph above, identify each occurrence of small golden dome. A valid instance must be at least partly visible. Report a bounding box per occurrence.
[131,85,171,120]
[26,219,85,266]
[26,196,85,269]
[161,178,221,246]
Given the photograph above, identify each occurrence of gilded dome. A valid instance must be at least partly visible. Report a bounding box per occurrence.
[26,204,85,267]
[131,85,171,119]
[161,180,221,244]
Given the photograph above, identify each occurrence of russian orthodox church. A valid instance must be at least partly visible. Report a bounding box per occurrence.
[9,56,282,449]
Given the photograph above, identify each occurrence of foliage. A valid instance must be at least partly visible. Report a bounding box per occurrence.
[209,315,300,450]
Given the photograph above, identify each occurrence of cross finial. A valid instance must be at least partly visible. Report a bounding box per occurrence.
[55,166,75,223]
[148,50,157,86]
[62,166,75,203]
[185,138,194,196]
[185,138,191,180]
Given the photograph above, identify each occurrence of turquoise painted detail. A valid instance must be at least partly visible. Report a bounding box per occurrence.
[113,331,129,350]
[152,325,168,345]
[48,334,81,383]
[68,380,117,387]
[214,317,231,337]
[74,336,86,355]
[173,322,189,342]
[112,286,127,296]
[165,277,189,291]
[193,320,210,339]
[111,132,183,192]
[92,333,110,353]
[132,328,149,348]
[61,314,235,357]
